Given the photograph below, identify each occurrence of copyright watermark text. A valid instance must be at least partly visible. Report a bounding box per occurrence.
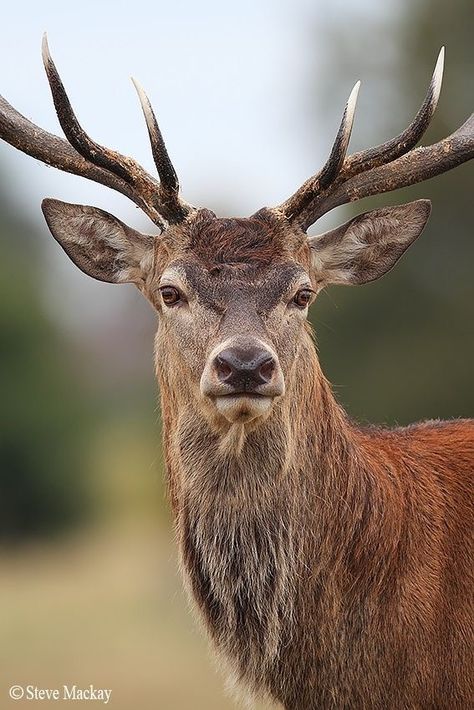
[8,685,112,704]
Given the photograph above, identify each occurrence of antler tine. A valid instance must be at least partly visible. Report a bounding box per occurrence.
[41,34,191,226]
[319,81,360,189]
[282,81,360,220]
[131,78,188,221]
[131,78,179,191]
[42,34,134,184]
[279,48,463,231]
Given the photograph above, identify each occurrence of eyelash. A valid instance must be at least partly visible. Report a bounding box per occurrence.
[159,285,183,306]
[291,288,314,309]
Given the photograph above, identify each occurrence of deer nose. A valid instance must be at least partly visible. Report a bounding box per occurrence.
[214,346,276,392]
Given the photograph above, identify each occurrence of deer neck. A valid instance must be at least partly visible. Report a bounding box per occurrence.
[156,335,365,689]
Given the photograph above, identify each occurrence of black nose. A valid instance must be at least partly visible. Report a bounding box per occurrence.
[214,346,276,392]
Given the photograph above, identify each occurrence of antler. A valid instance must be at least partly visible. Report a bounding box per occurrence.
[0,35,192,229]
[278,48,474,231]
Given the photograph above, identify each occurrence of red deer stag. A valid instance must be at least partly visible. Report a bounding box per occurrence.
[1,38,473,709]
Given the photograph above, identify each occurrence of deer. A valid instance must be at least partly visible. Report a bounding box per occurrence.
[1,37,473,709]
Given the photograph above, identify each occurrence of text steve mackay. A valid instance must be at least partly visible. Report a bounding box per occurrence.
[11,685,112,704]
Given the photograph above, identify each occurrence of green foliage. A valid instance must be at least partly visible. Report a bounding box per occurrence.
[0,196,90,540]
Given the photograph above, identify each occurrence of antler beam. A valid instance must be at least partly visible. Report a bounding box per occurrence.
[0,95,136,200]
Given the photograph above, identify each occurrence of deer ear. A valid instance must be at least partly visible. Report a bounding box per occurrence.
[41,198,155,285]
[308,200,431,286]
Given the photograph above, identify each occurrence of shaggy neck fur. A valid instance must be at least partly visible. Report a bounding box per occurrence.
[157,332,358,694]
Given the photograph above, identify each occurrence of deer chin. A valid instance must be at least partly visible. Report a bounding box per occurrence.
[214,393,274,423]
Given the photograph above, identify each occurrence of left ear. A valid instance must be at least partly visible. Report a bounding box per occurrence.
[308,199,431,286]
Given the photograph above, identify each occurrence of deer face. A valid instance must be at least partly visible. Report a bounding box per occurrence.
[42,198,431,429]
[152,211,313,425]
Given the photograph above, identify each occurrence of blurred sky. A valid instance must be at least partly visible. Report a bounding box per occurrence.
[0,0,398,330]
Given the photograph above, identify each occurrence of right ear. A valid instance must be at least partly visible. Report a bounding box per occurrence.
[41,198,156,286]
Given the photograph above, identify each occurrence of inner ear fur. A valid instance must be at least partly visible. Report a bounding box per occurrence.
[42,198,155,285]
[308,199,432,286]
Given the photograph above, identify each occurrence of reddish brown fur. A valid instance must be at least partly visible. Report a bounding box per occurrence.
[155,208,309,274]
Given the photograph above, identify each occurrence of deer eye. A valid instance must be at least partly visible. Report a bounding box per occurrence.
[159,286,182,306]
[292,288,313,309]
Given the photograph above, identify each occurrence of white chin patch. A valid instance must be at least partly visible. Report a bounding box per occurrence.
[214,395,273,423]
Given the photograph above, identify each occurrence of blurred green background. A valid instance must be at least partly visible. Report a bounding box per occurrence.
[0,0,472,708]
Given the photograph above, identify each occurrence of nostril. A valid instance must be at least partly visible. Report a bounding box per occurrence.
[215,355,234,382]
[259,357,275,383]
[212,346,279,391]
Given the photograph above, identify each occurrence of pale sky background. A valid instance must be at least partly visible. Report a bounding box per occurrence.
[0,0,392,217]
[0,0,408,332]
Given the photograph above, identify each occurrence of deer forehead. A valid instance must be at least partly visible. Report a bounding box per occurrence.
[160,210,308,262]
[158,260,310,313]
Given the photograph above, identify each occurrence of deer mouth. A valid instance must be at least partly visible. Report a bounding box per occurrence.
[219,392,268,398]
[213,392,275,422]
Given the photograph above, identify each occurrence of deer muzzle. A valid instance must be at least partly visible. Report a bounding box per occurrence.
[200,338,285,423]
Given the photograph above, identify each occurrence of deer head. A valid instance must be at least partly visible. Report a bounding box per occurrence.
[1,40,472,438]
